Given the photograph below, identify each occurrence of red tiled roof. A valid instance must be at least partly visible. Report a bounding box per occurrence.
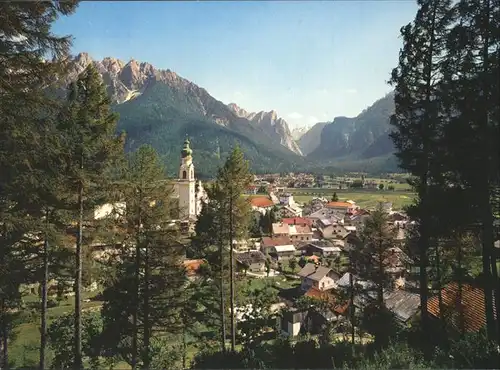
[428,282,496,333]
[261,236,293,247]
[183,259,206,276]
[249,196,274,208]
[326,202,352,208]
[282,217,313,226]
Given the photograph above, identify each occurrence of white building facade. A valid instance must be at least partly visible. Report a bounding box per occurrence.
[175,138,206,222]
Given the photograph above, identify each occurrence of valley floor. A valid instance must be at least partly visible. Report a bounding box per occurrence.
[280,188,415,210]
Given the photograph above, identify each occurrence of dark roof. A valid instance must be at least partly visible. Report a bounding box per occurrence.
[235,251,266,266]
[383,290,420,323]
[306,240,336,249]
[298,263,339,282]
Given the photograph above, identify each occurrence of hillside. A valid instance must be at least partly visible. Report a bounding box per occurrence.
[309,93,396,165]
[297,121,328,155]
[65,53,303,177]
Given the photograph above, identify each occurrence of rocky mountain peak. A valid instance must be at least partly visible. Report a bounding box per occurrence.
[227,103,302,156]
[75,52,92,66]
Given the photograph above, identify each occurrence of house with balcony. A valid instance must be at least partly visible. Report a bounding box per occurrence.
[298,263,340,292]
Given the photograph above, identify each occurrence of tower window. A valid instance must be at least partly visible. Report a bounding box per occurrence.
[182,170,187,179]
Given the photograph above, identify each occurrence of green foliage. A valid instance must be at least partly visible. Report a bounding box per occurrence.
[350,180,364,189]
[237,285,276,347]
[100,145,186,367]
[47,311,103,369]
[114,83,304,178]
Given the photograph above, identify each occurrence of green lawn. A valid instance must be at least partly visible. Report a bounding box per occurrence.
[291,190,415,210]
[243,275,300,292]
[10,291,102,368]
[245,188,415,210]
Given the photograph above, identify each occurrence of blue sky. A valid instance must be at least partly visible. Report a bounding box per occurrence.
[53,1,418,128]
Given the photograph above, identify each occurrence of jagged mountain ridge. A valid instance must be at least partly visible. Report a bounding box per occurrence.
[66,53,304,177]
[309,92,396,160]
[227,103,302,155]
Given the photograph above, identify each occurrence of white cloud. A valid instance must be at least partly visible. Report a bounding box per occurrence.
[346,88,358,94]
[308,116,319,124]
[288,112,303,120]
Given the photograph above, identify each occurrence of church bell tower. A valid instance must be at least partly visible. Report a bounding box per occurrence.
[178,138,196,219]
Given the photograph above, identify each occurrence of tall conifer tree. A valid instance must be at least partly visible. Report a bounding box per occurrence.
[58,64,123,368]
[389,0,453,345]
[0,2,78,367]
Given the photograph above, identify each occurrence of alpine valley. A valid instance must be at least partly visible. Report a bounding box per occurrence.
[66,53,399,176]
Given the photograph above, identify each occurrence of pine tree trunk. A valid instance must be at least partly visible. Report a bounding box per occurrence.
[418,2,439,346]
[0,299,7,369]
[143,243,150,368]
[481,204,496,340]
[74,181,84,369]
[479,0,496,342]
[229,192,236,352]
[39,212,49,370]
[219,211,226,353]
[349,256,355,349]
[377,239,383,309]
[132,225,141,369]
[435,241,445,336]
[457,238,465,336]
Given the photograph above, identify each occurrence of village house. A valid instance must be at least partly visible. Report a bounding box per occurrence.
[290,224,313,242]
[282,217,313,227]
[272,222,289,237]
[282,204,303,218]
[427,282,494,334]
[245,185,258,195]
[383,289,421,326]
[315,219,349,240]
[272,222,313,242]
[298,263,340,292]
[279,193,295,205]
[300,240,343,258]
[344,209,371,229]
[270,245,296,260]
[307,208,345,225]
[235,250,267,274]
[249,196,275,214]
[260,236,294,255]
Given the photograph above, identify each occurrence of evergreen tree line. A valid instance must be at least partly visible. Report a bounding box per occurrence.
[0,3,256,368]
[389,0,500,353]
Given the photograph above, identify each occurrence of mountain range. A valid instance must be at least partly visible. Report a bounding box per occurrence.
[65,53,399,176]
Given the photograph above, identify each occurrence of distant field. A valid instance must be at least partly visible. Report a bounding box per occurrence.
[293,191,415,210]
[330,177,412,191]
[247,188,415,210]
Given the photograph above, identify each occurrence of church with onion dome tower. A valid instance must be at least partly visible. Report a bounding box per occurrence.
[175,138,206,222]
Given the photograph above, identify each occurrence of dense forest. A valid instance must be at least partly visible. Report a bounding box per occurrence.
[0,0,499,369]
